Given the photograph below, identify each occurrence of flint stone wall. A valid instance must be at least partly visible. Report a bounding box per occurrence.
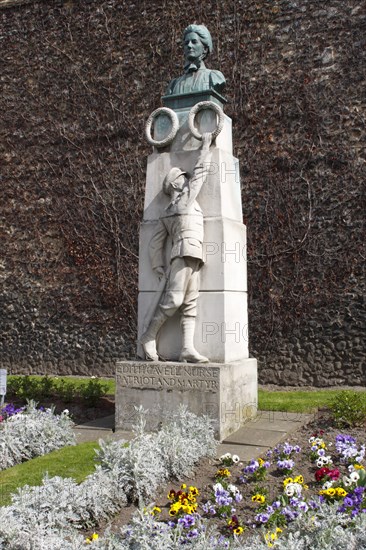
[0,0,365,385]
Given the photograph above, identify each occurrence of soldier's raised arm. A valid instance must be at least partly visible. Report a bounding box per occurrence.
[186,132,213,203]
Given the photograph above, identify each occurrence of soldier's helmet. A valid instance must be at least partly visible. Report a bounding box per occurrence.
[163,167,187,195]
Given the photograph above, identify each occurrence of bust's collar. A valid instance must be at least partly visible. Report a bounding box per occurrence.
[184,60,206,73]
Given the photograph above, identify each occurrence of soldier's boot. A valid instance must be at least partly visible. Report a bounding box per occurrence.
[179,315,209,363]
[140,309,168,361]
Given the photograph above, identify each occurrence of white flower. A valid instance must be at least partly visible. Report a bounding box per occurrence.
[342,476,351,487]
[220,452,231,461]
[350,471,360,483]
[348,464,355,472]
[91,376,96,379]
[232,454,240,464]
[62,409,69,415]
[285,484,295,497]
[316,454,332,467]
[285,483,302,497]
[322,481,333,490]
[228,484,239,495]
[309,436,316,443]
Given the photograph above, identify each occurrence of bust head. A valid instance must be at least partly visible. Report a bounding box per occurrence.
[183,24,213,64]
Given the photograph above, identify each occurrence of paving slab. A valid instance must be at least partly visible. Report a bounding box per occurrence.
[73,415,125,444]
[218,410,313,461]
[75,414,115,430]
[224,427,288,447]
[250,410,315,428]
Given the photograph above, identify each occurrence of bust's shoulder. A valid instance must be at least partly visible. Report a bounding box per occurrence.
[166,77,178,95]
[206,69,226,94]
[207,69,225,84]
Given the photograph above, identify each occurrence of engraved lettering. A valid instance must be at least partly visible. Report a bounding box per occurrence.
[117,363,219,392]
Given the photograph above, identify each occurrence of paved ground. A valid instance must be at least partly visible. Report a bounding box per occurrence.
[74,410,314,460]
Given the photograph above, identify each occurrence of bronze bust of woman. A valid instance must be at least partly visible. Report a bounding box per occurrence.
[166,24,226,96]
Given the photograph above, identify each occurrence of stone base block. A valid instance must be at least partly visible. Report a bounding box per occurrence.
[115,359,257,441]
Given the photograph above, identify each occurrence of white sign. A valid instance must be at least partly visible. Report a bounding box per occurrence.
[0,369,7,396]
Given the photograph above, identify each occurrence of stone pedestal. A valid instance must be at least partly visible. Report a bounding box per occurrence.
[115,359,257,441]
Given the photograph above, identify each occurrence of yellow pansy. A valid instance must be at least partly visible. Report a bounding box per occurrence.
[182,504,194,514]
[216,468,231,477]
[252,493,266,503]
[189,486,199,496]
[169,502,182,516]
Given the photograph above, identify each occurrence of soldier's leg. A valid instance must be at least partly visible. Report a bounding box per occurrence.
[141,258,192,360]
[179,259,208,363]
[140,308,169,361]
[159,258,193,316]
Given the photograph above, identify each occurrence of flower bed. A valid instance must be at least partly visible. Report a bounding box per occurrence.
[0,401,75,471]
[0,408,365,549]
[94,413,366,549]
[118,427,364,549]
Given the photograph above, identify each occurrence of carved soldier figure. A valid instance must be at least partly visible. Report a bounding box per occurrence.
[141,133,213,363]
[166,24,225,96]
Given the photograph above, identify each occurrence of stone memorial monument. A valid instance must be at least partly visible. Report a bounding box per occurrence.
[116,24,257,440]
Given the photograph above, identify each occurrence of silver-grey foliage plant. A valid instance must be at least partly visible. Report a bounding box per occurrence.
[97,405,217,503]
[0,406,217,549]
[0,402,75,471]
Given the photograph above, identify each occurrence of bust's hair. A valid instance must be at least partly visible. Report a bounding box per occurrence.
[183,24,213,58]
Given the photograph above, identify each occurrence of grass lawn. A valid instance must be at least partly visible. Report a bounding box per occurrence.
[258,388,366,413]
[0,441,100,507]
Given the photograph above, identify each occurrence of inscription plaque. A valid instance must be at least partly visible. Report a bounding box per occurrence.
[116,362,219,392]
